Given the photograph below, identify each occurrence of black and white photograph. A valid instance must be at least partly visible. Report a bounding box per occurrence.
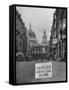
[0,0,69,89]
[15,5,67,84]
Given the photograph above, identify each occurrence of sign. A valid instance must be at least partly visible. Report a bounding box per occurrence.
[62,35,66,39]
[62,18,66,30]
[35,62,52,78]
[53,38,58,44]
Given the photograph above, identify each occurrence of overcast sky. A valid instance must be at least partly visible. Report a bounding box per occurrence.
[16,6,55,43]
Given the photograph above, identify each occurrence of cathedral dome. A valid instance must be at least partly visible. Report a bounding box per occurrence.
[28,30,36,38]
[28,23,36,38]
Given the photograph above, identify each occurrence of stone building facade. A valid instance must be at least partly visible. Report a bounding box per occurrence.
[49,11,57,60]
[16,10,27,61]
[49,8,67,61]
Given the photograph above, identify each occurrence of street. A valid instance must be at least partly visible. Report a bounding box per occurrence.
[16,60,66,83]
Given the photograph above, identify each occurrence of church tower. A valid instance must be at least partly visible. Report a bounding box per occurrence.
[27,23,37,53]
[29,23,32,31]
[41,30,47,46]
